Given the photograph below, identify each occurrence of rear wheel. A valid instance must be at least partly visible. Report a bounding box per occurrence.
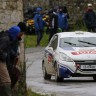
[42,63,51,80]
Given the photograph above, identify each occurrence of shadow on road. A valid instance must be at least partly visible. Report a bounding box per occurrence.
[43,77,95,85]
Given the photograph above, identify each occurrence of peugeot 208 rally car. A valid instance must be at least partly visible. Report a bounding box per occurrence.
[42,31,96,82]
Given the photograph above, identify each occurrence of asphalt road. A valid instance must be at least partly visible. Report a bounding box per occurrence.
[26,47,96,96]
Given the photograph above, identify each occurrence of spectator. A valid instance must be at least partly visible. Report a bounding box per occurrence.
[84,3,96,32]
[58,7,68,32]
[18,22,27,33]
[62,6,70,19]
[0,22,26,95]
[17,22,27,39]
[6,26,21,89]
[7,23,27,89]
[48,9,58,41]
[34,7,46,46]
[0,28,16,96]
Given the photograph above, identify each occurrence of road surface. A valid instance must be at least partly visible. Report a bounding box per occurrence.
[26,47,96,96]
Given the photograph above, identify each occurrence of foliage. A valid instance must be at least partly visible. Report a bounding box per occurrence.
[75,19,87,31]
[68,19,87,31]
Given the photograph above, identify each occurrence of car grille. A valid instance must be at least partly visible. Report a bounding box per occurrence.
[74,60,96,71]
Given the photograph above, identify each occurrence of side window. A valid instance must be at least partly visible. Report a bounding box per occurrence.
[49,36,58,50]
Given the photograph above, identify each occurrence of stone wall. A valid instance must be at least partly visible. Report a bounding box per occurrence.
[23,0,49,9]
[23,0,96,23]
[0,0,23,31]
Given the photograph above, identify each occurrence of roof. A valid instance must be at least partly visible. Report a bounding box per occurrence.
[57,31,96,38]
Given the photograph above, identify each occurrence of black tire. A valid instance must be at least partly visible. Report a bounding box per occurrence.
[55,63,63,82]
[93,76,96,82]
[42,64,51,80]
[55,71,63,82]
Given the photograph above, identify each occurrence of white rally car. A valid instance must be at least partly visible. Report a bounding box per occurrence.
[42,31,96,82]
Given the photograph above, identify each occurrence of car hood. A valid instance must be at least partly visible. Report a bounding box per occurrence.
[60,47,96,60]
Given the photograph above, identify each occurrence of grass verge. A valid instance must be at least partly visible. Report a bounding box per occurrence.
[24,33,49,48]
[27,89,47,96]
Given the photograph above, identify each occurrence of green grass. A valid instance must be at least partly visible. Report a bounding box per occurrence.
[27,89,47,96]
[24,33,49,48]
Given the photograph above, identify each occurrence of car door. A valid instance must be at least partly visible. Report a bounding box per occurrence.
[46,35,58,74]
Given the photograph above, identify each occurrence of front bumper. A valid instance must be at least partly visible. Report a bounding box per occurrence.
[58,62,96,78]
[59,65,73,78]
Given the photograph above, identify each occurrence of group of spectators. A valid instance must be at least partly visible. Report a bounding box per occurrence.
[0,22,27,96]
[33,3,96,46]
[34,6,69,46]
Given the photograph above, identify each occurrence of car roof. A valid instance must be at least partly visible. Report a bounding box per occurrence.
[57,31,96,38]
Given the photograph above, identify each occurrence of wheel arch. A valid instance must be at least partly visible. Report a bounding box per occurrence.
[42,60,44,68]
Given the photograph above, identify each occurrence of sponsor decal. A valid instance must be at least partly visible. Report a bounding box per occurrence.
[72,50,96,55]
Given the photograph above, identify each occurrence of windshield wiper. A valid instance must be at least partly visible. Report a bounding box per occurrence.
[78,40,96,46]
[64,41,77,46]
[64,41,88,47]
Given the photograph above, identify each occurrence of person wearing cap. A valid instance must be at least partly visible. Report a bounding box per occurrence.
[8,26,21,53]
[84,3,96,32]
[34,7,46,46]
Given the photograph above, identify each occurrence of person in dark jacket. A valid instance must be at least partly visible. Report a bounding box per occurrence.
[17,22,27,33]
[62,6,70,19]
[7,26,21,89]
[7,23,27,89]
[7,22,27,89]
[0,31,12,96]
[84,3,96,32]
[34,7,46,46]
[58,7,68,32]
[0,26,21,96]
[48,9,58,41]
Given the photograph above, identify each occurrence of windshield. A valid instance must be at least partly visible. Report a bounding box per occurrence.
[59,37,96,48]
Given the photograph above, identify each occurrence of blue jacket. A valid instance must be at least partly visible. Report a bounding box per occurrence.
[34,14,46,31]
[58,13,68,30]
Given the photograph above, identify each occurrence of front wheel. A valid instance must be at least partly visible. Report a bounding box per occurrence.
[42,64,51,80]
[55,63,63,82]
[55,71,63,82]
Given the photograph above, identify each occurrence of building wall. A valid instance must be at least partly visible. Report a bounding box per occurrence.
[0,0,23,31]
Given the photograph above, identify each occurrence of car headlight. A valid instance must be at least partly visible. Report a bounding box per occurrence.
[59,52,73,62]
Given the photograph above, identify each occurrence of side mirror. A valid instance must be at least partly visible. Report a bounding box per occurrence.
[48,47,53,52]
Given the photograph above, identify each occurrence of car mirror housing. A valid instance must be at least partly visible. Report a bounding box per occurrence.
[48,47,53,52]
